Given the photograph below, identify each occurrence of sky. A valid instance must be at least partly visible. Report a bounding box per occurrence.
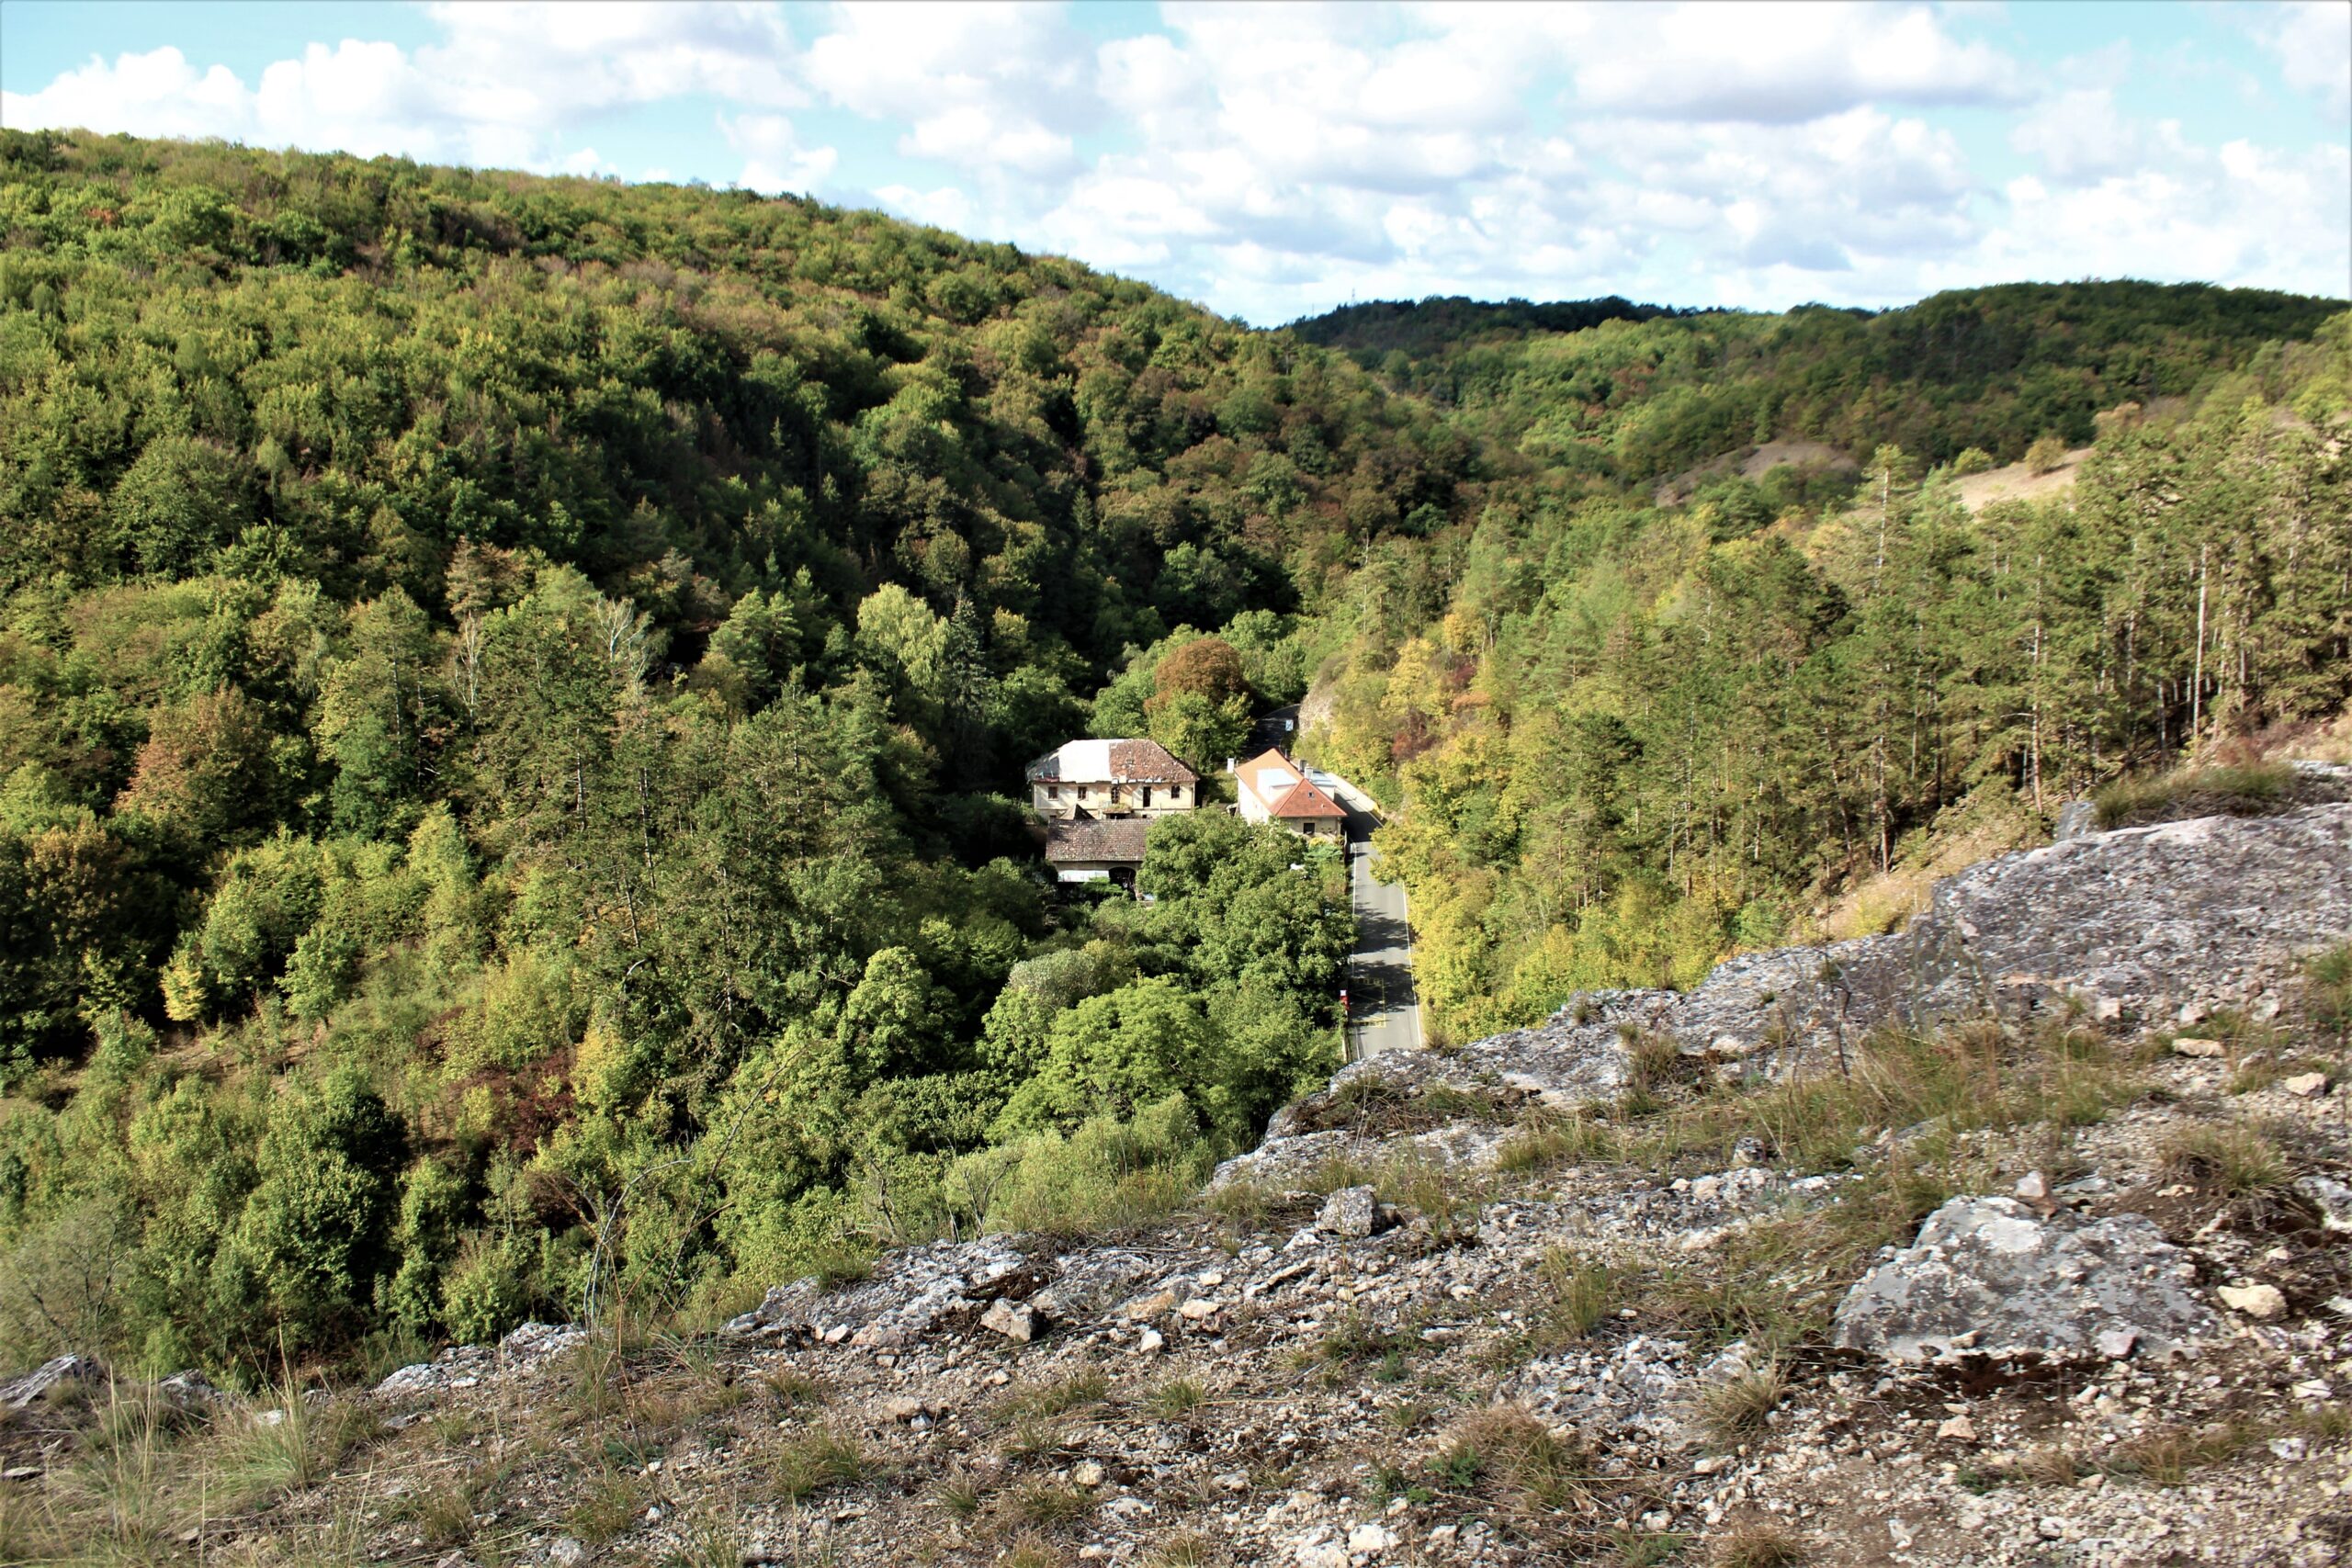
[3,1,2346,325]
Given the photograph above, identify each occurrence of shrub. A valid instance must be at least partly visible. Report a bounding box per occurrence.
[947,1093,1213,1236]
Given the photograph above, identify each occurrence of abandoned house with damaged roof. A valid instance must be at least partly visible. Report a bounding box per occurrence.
[1023,739,1199,887]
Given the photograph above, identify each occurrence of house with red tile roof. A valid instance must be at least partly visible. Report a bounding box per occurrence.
[1231,747,1346,843]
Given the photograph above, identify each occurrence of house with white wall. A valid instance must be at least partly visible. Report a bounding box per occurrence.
[1231,747,1347,842]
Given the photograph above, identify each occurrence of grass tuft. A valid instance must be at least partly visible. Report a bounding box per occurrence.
[1145,1377,1209,1418]
[1433,1405,1597,1515]
[1696,1359,1786,1446]
[773,1428,873,1502]
[1711,1523,1807,1567]
[993,1368,1111,1426]
[2158,1123,2294,1201]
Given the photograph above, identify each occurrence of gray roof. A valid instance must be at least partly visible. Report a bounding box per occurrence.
[1043,816,1152,865]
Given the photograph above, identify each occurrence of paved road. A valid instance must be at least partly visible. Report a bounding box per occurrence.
[1343,813,1422,1059]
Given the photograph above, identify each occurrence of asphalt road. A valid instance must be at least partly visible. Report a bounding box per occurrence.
[1344,816,1422,1058]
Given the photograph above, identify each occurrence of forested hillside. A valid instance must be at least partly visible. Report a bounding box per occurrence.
[0,130,1416,1374]
[1304,302,2352,1040]
[1297,282,2344,476]
[1286,294,1697,367]
[0,128,2343,1383]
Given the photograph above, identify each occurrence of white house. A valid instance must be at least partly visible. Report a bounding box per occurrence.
[1231,747,1347,842]
[1024,739,1199,820]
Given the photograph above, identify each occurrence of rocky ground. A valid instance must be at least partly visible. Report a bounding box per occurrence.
[6,791,2351,1568]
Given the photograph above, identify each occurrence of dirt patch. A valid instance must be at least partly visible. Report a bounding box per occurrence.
[1956,447,2093,513]
[1740,438,1857,480]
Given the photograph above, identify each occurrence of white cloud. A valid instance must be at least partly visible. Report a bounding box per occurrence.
[722,113,838,194]
[0,1,2339,321]
[875,183,978,233]
[804,2,1090,177]
[2239,1,2352,115]
[4,46,262,142]
[422,2,801,114]
[0,4,827,178]
[1567,2,2028,121]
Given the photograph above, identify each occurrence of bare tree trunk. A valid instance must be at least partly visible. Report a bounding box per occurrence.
[2190,545,2209,754]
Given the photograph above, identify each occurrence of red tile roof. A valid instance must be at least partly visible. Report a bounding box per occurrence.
[1268,775,1345,818]
[1236,748,1345,819]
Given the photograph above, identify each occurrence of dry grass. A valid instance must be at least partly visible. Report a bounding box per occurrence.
[209,1386,383,1509]
[1433,1405,1600,1516]
[932,1470,987,1518]
[1145,1377,1210,1418]
[772,1427,874,1502]
[1696,1359,1786,1446]
[1711,1522,1808,1566]
[2103,1418,2264,1487]
[1003,1480,1092,1529]
[762,1364,831,1411]
[1495,1017,2139,1185]
[992,1368,1110,1426]
[568,1468,648,1544]
[2093,761,2297,829]
[1142,1532,1216,1568]
[2158,1123,2295,1201]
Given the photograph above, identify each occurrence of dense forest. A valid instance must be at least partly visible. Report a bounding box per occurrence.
[0,128,2344,1382]
[1301,282,2343,474]
[0,129,1399,1374]
[1301,300,2352,1040]
[1286,294,1699,367]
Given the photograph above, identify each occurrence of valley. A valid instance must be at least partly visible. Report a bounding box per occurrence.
[0,124,2345,1568]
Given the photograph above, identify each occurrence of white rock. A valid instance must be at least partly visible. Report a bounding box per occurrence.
[1937,1415,1977,1441]
[1316,1185,1381,1239]
[2096,1327,2139,1359]
[548,1539,586,1567]
[1073,1461,1105,1487]
[1179,1298,1220,1321]
[981,1299,1043,1342]
[1347,1523,1396,1553]
[1136,1328,1165,1355]
[2171,1038,2224,1058]
[2217,1282,2287,1320]
[2282,1072,2330,1098]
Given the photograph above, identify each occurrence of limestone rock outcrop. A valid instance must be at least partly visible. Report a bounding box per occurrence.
[1829,1196,2219,1363]
[1228,798,2352,1184]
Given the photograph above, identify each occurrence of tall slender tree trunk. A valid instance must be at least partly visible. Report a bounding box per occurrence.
[2190,545,2209,754]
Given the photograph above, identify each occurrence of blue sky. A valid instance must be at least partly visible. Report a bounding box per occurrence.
[5,2,2346,324]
